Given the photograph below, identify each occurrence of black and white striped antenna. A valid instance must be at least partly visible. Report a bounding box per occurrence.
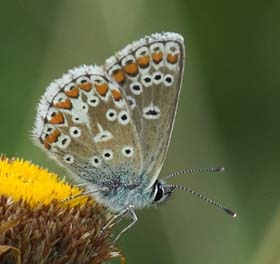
[164,167,224,180]
[164,167,237,218]
[167,184,237,218]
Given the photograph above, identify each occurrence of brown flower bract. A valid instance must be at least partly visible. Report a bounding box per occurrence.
[0,195,121,264]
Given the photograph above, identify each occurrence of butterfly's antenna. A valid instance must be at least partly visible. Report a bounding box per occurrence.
[164,167,225,180]
[168,184,237,218]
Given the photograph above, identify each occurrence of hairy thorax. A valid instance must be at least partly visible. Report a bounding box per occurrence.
[96,175,154,212]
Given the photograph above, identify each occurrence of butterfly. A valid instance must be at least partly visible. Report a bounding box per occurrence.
[33,32,236,242]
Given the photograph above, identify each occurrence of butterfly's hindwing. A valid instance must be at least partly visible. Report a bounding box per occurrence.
[33,65,142,186]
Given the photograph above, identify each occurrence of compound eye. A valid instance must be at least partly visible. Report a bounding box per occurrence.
[154,184,164,202]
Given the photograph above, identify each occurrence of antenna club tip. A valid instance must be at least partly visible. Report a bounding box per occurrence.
[224,208,238,218]
[217,167,225,173]
[232,213,238,218]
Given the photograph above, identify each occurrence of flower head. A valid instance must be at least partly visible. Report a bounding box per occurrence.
[0,157,125,264]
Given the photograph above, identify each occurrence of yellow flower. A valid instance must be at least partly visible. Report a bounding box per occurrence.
[0,157,125,264]
[0,156,86,207]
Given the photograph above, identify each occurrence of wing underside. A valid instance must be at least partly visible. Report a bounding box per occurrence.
[33,32,185,190]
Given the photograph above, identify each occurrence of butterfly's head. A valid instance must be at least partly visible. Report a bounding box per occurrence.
[151,180,175,205]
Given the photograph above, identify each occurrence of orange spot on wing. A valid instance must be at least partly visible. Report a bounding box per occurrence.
[112,89,122,101]
[65,85,79,98]
[112,69,126,85]
[43,129,61,149]
[79,82,92,92]
[49,112,65,124]
[137,55,150,68]
[152,52,163,64]
[167,53,178,64]
[95,83,109,96]
[54,99,72,109]
[124,62,138,77]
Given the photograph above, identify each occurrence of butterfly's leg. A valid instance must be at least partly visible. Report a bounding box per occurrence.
[113,205,138,242]
[106,250,126,264]
[73,183,87,188]
[102,205,134,232]
[102,204,138,242]
[61,187,108,202]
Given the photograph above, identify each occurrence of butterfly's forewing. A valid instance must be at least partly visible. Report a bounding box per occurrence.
[104,33,185,187]
[33,65,143,185]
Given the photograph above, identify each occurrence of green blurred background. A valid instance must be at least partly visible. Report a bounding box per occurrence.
[1,0,280,263]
